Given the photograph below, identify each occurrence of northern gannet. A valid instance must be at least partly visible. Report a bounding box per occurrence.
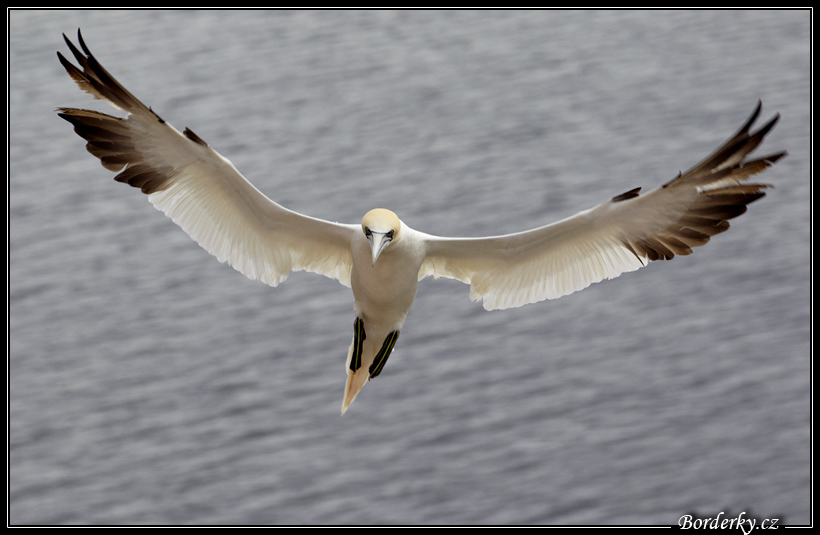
[57,31,786,414]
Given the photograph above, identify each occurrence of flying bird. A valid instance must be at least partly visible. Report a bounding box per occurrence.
[57,30,786,414]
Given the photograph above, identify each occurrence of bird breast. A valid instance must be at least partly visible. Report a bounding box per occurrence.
[350,231,425,326]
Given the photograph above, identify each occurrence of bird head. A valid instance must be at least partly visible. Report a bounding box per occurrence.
[361,208,401,265]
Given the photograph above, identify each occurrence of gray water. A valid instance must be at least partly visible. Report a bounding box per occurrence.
[9,10,810,526]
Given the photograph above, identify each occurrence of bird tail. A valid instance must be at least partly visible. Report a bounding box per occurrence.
[341,320,400,415]
[342,354,370,415]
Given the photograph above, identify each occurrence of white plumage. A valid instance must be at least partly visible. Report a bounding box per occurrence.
[58,30,786,414]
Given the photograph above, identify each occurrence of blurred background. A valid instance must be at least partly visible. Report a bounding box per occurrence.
[9,9,810,525]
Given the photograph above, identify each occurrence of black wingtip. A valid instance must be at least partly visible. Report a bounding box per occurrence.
[62,29,89,61]
[753,112,780,139]
[62,30,85,65]
[77,28,92,57]
[738,100,763,135]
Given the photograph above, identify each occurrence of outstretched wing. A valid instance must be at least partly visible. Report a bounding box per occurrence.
[58,30,358,287]
[420,102,786,310]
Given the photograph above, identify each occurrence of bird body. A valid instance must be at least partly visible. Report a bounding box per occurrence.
[57,30,786,414]
[344,212,423,412]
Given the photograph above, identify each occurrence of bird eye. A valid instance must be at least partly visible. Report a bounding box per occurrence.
[364,227,371,237]
[386,230,394,240]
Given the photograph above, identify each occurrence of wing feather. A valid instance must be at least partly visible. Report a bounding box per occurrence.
[58,30,357,287]
[420,102,786,310]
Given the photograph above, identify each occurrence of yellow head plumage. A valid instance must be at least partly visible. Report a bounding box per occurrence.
[361,208,401,265]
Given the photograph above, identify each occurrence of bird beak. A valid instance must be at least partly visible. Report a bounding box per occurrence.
[369,232,392,266]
